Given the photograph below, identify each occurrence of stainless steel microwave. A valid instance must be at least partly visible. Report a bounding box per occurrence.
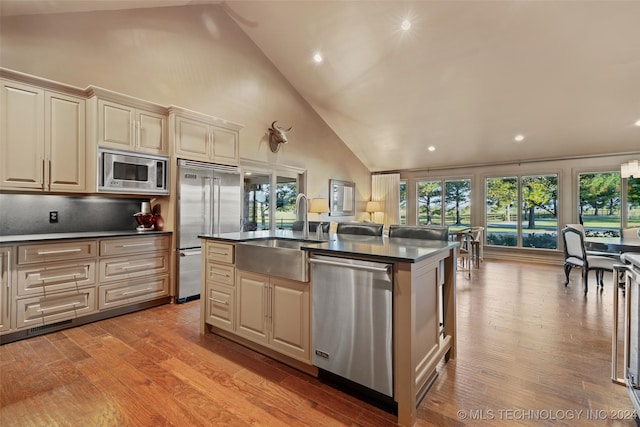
[98,148,169,195]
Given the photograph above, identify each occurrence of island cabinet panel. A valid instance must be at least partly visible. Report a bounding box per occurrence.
[236,270,269,344]
[204,283,234,330]
[235,269,310,363]
[269,277,310,361]
[203,240,236,333]
[0,247,13,333]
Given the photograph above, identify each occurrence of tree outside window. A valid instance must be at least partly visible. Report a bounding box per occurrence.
[417,181,441,225]
[521,175,558,249]
[578,172,621,236]
[399,181,407,225]
[486,177,518,246]
[445,179,471,232]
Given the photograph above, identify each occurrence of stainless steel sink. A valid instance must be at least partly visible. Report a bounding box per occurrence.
[235,238,319,282]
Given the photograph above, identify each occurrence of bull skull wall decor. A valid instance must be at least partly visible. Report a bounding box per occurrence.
[268,121,292,153]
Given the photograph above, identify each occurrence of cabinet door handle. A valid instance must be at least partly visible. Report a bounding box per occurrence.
[121,242,154,248]
[37,272,80,282]
[209,250,229,256]
[36,248,82,255]
[122,287,153,296]
[41,158,45,189]
[213,271,230,277]
[209,297,228,305]
[137,120,141,148]
[37,301,81,313]
[121,263,155,270]
[4,251,9,316]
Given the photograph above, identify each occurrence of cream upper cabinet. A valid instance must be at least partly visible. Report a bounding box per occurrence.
[0,80,86,192]
[170,106,242,166]
[88,87,168,155]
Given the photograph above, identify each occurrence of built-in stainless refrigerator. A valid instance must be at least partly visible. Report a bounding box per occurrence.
[176,159,241,303]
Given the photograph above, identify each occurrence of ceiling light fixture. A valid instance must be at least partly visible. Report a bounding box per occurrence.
[401,19,411,31]
[514,134,525,142]
[313,52,323,63]
[428,146,435,152]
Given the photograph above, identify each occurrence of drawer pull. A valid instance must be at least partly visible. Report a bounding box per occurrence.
[213,272,230,277]
[209,297,228,305]
[209,250,229,255]
[121,242,154,248]
[121,263,155,270]
[36,248,82,255]
[37,301,81,313]
[38,272,80,282]
[122,287,153,296]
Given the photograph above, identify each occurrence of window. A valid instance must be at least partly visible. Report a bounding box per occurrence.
[578,172,621,236]
[417,178,470,231]
[521,175,558,249]
[628,177,640,227]
[485,174,558,249]
[275,175,297,229]
[417,180,442,225]
[399,180,407,224]
[486,177,518,247]
[243,172,271,231]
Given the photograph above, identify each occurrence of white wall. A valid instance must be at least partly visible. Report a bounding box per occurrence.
[0,4,371,209]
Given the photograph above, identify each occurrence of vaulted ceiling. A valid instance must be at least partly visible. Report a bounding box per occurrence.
[3,0,640,172]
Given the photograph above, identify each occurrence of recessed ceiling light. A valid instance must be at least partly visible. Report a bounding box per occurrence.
[514,134,525,142]
[635,119,640,127]
[313,52,323,63]
[428,146,435,152]
[401,19,411,31]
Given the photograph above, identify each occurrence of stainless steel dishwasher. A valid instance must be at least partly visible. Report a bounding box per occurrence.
[310,255,394,400]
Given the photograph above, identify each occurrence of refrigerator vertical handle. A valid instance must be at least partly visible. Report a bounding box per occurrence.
[214,177,221,235]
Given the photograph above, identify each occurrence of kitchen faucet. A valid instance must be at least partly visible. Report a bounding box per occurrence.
[294,193,309,239]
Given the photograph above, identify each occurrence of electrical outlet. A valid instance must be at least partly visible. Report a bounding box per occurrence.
[49,211,58,223]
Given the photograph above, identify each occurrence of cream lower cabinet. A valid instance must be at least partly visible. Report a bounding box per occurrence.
[236,270,310,363]
[0,79,86,192]
[204,241,236,332]
[14,240,98,331]
[0,247,13,333]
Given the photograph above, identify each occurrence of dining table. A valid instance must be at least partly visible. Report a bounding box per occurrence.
[585,236,640,254]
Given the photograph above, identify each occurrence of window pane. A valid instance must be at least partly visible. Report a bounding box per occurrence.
[520,175,558,249]
[628,177,640,228]
[445,179,470,233]
[275,175,297,230]
[243,173,271,231]
[486,177,518,246]
[417,181,442,225]
[399,181,407,225]
[578,172,621,236]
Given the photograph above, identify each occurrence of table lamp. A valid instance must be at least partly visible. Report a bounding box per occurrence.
[365,201,383,223]
[308,198,330,239]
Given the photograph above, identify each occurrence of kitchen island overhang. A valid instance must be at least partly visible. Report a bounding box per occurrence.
[199,231,458,427]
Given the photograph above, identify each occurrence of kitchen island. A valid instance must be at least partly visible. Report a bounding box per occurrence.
[199,230,457,427]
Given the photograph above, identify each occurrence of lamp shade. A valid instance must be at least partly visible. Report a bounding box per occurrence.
[308,198,330,213]
[365,201,383,213]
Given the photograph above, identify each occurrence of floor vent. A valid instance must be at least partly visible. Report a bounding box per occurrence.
[29,319,73,334]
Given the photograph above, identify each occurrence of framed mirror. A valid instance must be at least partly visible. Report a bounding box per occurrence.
[329,179,355,216]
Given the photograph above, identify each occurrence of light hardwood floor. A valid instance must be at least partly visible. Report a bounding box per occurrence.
[0,260,635,426]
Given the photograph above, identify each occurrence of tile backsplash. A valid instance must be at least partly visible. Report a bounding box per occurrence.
[0,194,149,235]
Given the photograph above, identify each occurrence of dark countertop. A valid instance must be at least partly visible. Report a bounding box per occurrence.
[0,230,172,244]
[622,253,640,269]
[199,231,457,263]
